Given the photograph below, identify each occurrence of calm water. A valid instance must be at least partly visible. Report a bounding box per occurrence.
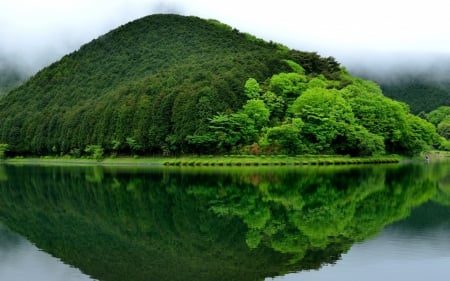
[0,161,448,281]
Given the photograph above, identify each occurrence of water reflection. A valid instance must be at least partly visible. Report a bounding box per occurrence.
[0,224,94,281]
[271,201,450,281]
[0,162,448,281]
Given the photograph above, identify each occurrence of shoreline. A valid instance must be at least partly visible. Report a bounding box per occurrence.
[1,155,403,167]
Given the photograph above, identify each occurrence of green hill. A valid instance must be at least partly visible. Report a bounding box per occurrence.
[0,14,441,157]
[0,14,341,156]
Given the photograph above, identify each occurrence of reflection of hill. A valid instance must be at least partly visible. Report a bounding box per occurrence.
[0,164,437,281]
[389,201,450,231]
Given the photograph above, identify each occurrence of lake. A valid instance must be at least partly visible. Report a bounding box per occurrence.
[0,160,448,281]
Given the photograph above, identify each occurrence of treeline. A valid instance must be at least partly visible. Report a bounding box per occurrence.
[0,14,342,157]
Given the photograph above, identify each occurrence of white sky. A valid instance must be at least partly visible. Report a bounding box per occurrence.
[1,0,450,74]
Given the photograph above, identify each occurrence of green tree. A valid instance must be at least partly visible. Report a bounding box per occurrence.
[265,118,304,154]
[0,144,8,159]
[437,116,450,139]
[84,145,104,161]
[292,87,355,153]
[241,99,270,129]
[126,137,142,155]
[261,91,285,122]
[244,78,260,99]
[282,59,305,74]
[427,106,450,126]
[269,72,308,98]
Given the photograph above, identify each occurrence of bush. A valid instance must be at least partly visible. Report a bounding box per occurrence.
[84,145,104,161]
[0,144,8,159]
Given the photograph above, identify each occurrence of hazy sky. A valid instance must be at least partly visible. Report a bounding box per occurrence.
[1,0,449,74]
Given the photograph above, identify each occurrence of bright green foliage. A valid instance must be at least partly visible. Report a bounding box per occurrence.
[244,78,260,99]
[427,106,450,141]
[0,14,342,156]
[437,116,450,139]
[343,126,385,156]
[261,91,285,121]
[0,144,8,159]
[265,118,304,154]
[269,72,308,98]
[292,88,354,153]
[307,76,328,89]
[84,145,104,161]
[440,138,450,150]
[282,59,305,74]
[427,106,450,126]
[242,99,270,129]
[340,78,438,155]
[194,63,437,156]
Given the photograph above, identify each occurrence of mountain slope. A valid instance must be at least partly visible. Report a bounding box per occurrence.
[351,60,450,114]
[0,63,24,96]
[0,14,341,156]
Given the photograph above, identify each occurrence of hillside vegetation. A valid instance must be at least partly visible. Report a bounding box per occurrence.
[353,63,450,114]
[0,14,441,157]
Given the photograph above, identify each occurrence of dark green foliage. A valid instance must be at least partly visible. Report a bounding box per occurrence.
[354,66,450,114]
[0,14,341,156]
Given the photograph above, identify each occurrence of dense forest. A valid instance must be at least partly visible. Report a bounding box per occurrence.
[0,14,446,157]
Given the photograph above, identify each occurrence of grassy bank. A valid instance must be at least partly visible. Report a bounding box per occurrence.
[163,155,400,167]
[1,155,401,167]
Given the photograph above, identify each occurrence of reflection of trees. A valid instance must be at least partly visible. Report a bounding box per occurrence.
[0,164,440,281]
[429,161,450,206]
[190,165,435,265]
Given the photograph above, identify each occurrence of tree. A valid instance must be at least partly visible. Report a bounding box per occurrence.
[265,118,304,154]
[244,78,260,99]
[427,106,450,126]
[437,116,450,139]
[269,72,308,98]
[341,79,412,153]
[292,87,355,153]
[241,99,270,129]
[126,137,142,155]
[84,145,104,161]
[0,144,8,159]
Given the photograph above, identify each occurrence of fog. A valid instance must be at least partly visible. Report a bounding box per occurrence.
[1,0,450,77]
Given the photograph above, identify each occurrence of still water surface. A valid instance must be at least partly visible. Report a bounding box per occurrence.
[0,161,448,281]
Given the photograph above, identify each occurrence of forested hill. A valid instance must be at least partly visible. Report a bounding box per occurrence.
[0,63,24,96]
[0,14,341,156]
[352,61,450,114]
[0,14,441,157]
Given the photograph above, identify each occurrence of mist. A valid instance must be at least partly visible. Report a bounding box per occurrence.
[0,0,184,76]
[1,0,450,80]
